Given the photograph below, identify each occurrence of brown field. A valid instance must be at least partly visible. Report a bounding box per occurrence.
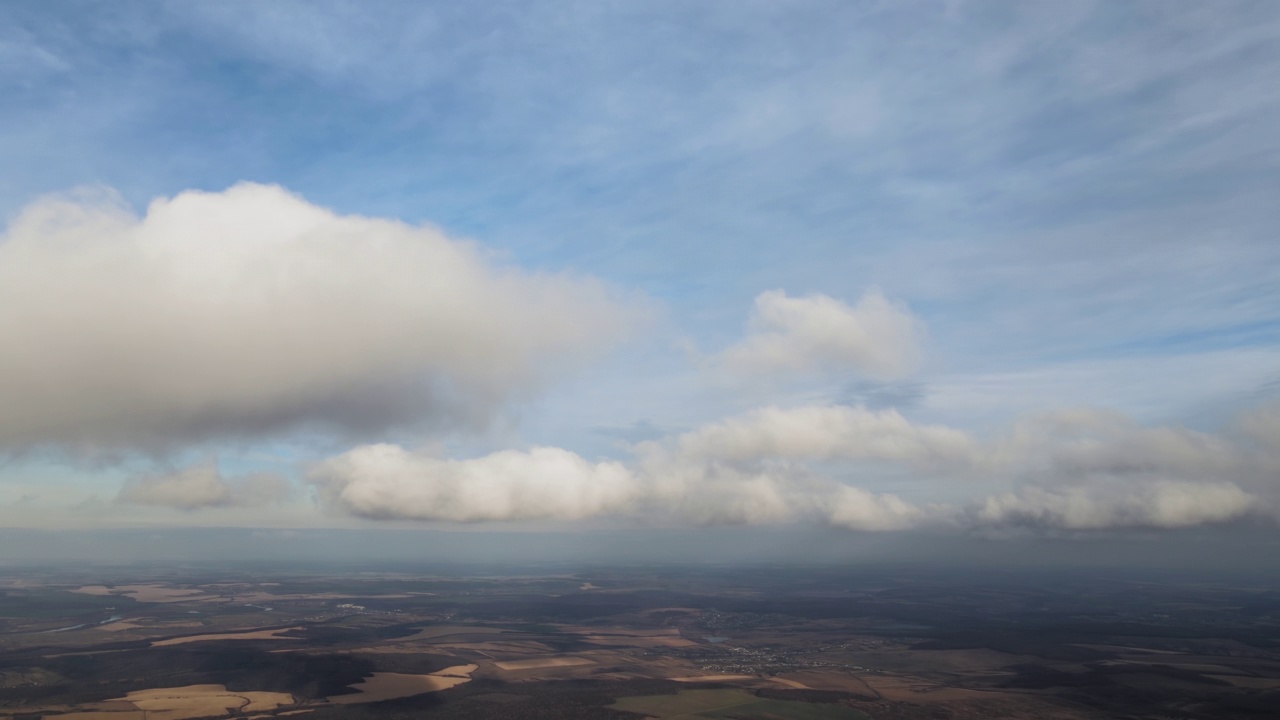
[68,585,120,596]
[48,684,297,720]
[670,674,755,683]
[1,668,65,688]
[328,667,474,704]
[42,707,146,712]
[393,626,511,642]
[201,583,271,587]
[80,702,137,711]
[1208,675,1280,689]
[585,634,697,648]
[71,585,216,604]
[1072,644,1181,655]
[860,674,1002,703]
[832,647,1033,674]
[335,627,522,656]
[432,640,557,655]
[94,620,142,632]
[493,656,596,671]
[775,671,877,695]
[558,625,698,648]
[433,664,479,677]
[0,578,45,587]
[1109,659,1242,674]
[151,627,303,647]
[637,607,701,617]
[218,592,425,604]
[560,626,684,637]
[244,710,314,720]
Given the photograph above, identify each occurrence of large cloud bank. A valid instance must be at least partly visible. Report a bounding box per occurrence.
[309,438,923,531]
[308,407,942,531]
[309,403,1277,532]
[974,481,1255,531]
[0,184,635,450]
[8,185,1267,539]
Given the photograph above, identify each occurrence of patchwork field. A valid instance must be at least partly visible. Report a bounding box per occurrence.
[492,656,596,670]
[45,685,294,720]
[151,627,304,647]
[327,668,474,704]
[72,585,216,604]
[2,566,1277,720]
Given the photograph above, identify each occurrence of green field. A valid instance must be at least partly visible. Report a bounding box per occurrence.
[609,688,869,720]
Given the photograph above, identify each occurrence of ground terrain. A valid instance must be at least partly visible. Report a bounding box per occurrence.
[1,564,1277,719]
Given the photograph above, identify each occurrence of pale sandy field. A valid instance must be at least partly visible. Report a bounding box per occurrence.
[43,684,295,720]
[151,627,302,647]
[493,656,596,671]
[328,665,476,704]
[431,640,557,655]
[40,707,146,712]
[71,585,216,604]
[670,674,756,683]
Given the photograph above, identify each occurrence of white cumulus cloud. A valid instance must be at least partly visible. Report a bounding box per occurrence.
[310,445,638,522]
[310,441,923,532]
[310,400,1278,534]
[974,480,1257,530]
[0,184,638,451]
[673,404,977,471]
[718,288,924,381]
[309,407,935,532]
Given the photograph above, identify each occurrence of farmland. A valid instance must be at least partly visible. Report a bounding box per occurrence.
[1,565,1277,719]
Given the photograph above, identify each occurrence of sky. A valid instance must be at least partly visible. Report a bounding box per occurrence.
[1,1,1279,560]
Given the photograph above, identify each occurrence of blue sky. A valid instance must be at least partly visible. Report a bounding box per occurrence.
[1,1,1278,538]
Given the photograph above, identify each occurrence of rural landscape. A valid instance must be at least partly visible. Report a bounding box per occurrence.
[1,564,1277,720]
[3,3,1280,720]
